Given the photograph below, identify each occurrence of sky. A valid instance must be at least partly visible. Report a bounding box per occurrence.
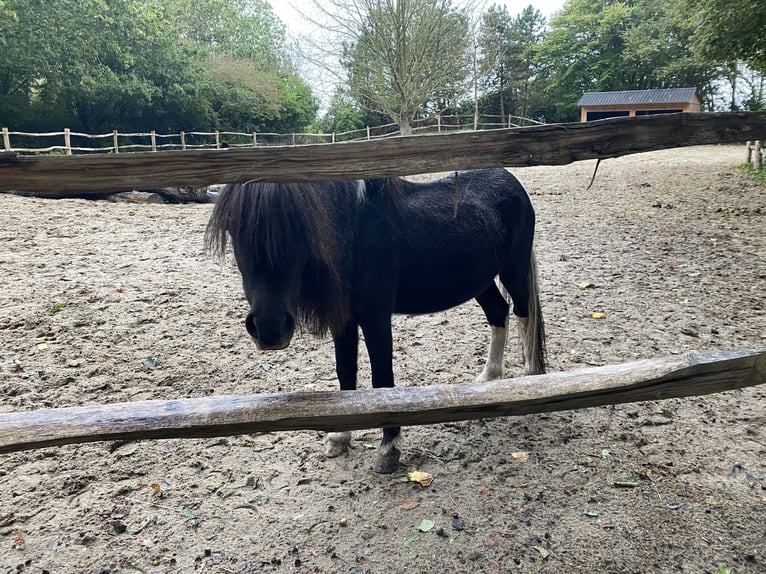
[269,0,568,108]
[270,1,567,38]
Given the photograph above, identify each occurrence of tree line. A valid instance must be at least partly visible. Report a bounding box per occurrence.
[1,0,764,138]
[0,0,317,134]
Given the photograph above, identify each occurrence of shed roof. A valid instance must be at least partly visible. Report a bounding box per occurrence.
[578,88,698,107]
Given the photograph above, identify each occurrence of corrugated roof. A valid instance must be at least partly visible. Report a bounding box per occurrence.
[578,88,698,107]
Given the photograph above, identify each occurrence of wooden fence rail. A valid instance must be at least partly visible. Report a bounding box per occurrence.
[0,349,763,454]
[1,112,765,195]
[0,115,541,155]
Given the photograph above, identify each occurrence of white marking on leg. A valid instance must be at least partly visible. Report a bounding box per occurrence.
[476,325,506,382]
[324,431,351,458]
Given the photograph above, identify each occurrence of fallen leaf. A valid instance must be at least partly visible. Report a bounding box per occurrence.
[590,312,606,319]
[408,471,433,487]
[150,483,161,495]
[576,281,595,289]
[403,535,420,548]
[13,530,24,543]
[418,519,435,532]
[614,480,639,488]
[534,545,550,559]
[397,499,421,511]
[644,468,664,483]
[127,515,156,535]
[511,451,530,462]
[50,302,67,314]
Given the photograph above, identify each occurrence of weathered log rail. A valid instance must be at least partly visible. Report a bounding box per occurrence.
[0,349,763,454]
[1,112,764,195]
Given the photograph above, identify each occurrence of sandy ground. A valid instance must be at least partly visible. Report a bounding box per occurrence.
[0,145,764,574]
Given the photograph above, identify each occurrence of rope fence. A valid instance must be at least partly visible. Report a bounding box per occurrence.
[1,115,544,156]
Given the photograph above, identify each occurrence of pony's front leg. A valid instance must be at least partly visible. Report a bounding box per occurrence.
[325,321,358,458]
[360,314,400,474]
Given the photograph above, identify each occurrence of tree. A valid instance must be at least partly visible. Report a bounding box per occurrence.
[538,0,721,121]
[315,0,472,135]
[685,0,766,73]
[319,88,367,139]
[478,4,548,122]
[169,0,286,69]
[0,0,318,134]
[478,4,514,122]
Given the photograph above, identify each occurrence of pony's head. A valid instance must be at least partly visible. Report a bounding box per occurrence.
[205,181,355,349]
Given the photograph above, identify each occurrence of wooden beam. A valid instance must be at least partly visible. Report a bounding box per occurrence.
[0,349,763,454]
[1,112,764,195]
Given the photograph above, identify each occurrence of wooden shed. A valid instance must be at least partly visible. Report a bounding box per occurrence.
[578,88,701,122]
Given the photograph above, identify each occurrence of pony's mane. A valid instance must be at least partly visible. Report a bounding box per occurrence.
[205,180,373,335]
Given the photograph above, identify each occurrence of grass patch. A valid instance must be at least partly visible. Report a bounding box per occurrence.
[737,162,766,185]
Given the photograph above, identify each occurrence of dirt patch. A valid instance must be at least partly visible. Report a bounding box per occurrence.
[1,145,764,573]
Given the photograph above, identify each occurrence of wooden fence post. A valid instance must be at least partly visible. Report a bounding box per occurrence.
[745,141,752,164]
[291,133,295,145]
[332,132,336,143]
[252,132,257,146]
[215,130,220,149]
[180,131,186,151]
[437,115,442,133]
[755,141,762,170]
[2,127,10,151]
[64,128,72,155]
[112,130,119,154]
[150,130,157,152]
[366,126,371,141]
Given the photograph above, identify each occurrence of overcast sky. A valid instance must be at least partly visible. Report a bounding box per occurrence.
[269,1,567,108]
[269,1,567,37]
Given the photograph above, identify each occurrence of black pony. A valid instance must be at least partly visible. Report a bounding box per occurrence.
[206,169,545,473]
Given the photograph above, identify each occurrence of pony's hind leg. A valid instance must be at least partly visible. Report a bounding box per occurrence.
[360,313,401,474]
[474,282,510,382]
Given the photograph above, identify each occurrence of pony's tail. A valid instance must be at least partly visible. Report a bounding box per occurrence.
[524,249,546,374]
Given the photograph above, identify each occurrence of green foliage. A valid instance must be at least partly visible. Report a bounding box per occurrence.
[340,0,472,134]
[685,0,766,72]
[538,0,720,121]
[738,162,766,186]
[0,0,317,135]
[478,4,548,120]
[320,88,367,139]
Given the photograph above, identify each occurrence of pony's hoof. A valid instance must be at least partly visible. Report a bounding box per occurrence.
[475,368,502,383]
[324,432,351,458]
[374,445,401,474]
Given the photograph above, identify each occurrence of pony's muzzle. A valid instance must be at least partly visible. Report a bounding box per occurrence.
[245,310,295,350]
